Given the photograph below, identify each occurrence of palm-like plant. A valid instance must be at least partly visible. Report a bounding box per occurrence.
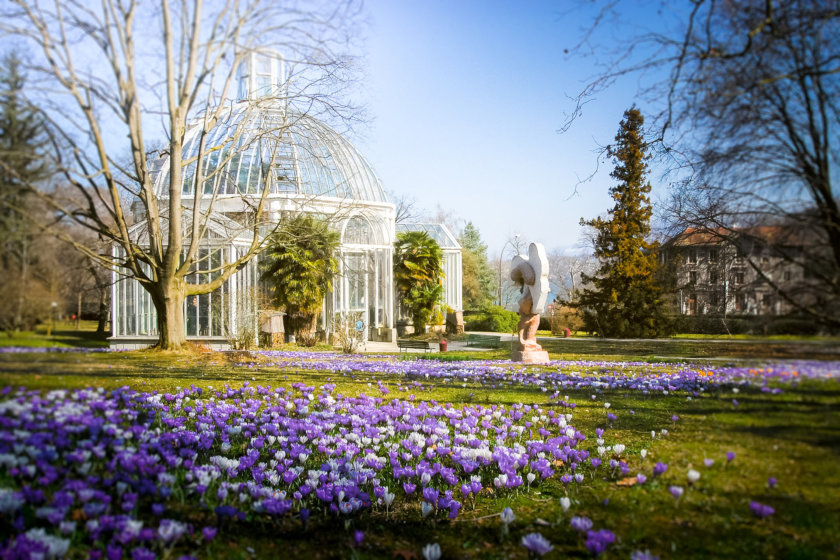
[261,214,339,341]
[394,231,444,331]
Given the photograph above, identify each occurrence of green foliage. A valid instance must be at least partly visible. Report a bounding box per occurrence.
[464,304,519,333]
[458,222,495,309]
[394,231,444,331]
[260,214,339,337]
[576,107,670,338]
[0,51,52,334]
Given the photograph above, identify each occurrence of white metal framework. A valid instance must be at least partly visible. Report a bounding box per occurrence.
[111,53,460,348]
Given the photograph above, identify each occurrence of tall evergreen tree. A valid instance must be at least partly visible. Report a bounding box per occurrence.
[576,107,668,338]
[458,222,495,309]
[0,51,52,333]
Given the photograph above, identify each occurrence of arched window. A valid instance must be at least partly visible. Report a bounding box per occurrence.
[343,217,373,245]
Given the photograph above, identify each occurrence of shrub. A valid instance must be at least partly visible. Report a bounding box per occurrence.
[332,311,365,353]
[550,305,585,335]
[465,305,519,333]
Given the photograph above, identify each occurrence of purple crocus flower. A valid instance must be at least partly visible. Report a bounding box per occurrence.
[570,516,593,532]
[768,477,777,489]
[202,526,217,541]
[521,532,553,556]
[353,530,364,547]
[669,486,684,499]
[636,473,647,484]
[653,462,668,476]
[749,501,774,518]
[585,529,615,556]
[726,451,736,463]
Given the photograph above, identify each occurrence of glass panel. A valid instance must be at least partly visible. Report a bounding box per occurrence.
[347,254,365,309]
[344,217,372,245]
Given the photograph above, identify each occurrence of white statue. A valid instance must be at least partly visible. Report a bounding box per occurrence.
[509,242,550,363]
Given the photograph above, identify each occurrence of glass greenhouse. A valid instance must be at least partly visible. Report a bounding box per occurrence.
[111,52,460,348]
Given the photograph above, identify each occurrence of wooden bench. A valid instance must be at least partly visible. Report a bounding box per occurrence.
[397,339,434,353]
[465,334,502,348]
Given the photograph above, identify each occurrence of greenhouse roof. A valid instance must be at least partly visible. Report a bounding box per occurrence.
[152,101,387,204]
[396,223,461,249]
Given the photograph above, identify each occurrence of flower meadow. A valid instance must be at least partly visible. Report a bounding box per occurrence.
[0,351,839,558]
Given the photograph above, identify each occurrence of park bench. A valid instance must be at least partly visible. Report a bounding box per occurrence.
[465,334,502,348]
[397,339,434,353]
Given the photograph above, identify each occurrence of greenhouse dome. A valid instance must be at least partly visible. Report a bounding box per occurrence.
[152,103,388,204]
[111,51,460,349]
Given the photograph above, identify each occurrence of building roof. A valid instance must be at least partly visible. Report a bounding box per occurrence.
[670,226,813,247]
[396,223,461,249]
[152,101,387,204]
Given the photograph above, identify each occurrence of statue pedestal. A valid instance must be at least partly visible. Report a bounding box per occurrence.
[511,350,550,364]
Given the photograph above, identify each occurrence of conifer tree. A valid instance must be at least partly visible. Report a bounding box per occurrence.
[576,107,669,337]
[458,222,495,309]
[0,51,51,333]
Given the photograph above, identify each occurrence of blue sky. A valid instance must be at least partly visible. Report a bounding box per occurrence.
[354,0,666,257]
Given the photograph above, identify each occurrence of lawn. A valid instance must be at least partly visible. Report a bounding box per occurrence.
[0,345,838,559]
[0,321,109,349]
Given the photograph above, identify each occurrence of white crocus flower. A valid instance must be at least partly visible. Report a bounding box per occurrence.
[423,543,441,560]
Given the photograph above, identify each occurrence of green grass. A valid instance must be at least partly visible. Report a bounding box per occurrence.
[0,348,838,558]
[0,320,109,348]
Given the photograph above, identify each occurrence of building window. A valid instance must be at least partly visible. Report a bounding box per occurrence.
[710,293,719,307]
[734,270,745,285]
[687,248,697,264]
[343,217,373,245]
[689,294,697,315]
[689,271,697,284]
[709,270,718,284]
[709,248,718,263]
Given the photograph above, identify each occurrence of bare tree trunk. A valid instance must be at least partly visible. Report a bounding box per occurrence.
[96,288,108,335]
[14,239,27,331]
[151,279,187,350]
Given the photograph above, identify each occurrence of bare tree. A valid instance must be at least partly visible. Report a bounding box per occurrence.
[547,249,597,303]
[495,232,527,307]
[388,190,422,225]
[570,0,840,328]
[1,0,363,348]
[424,203,464,238]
